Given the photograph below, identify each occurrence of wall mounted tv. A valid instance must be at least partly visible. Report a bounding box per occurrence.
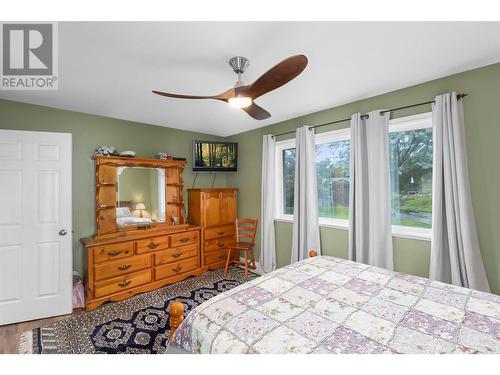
[192,140,238,172]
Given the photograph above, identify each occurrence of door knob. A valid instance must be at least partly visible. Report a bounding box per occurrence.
[59,229,67,236]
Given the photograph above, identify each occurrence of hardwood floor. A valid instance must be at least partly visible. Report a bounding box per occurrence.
[0,309,83,354]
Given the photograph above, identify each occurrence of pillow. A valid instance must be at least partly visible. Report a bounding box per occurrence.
[116,207,132,217]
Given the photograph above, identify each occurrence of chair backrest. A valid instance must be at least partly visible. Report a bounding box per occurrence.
[235,218,258,246]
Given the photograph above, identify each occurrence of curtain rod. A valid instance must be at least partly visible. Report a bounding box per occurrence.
[272,93,468,138]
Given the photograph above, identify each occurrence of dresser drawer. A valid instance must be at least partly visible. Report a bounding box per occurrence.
[93,242,134,263]
[204,235,234,252]
[204,224,235,240]
[205,249,229,265]
[136,236,169,254]
[170,231,198,247]
[155,244,198,266]
[94,269,152,298]
[154,257,199,280]
[94,254,152,282]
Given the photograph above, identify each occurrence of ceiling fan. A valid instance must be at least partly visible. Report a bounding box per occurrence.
[152,54,308,120]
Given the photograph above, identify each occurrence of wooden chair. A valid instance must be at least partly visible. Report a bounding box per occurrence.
[224,218,258,279]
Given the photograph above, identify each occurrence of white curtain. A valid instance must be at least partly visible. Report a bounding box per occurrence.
[259,135,277,273]
[291,126,321,263]
[349,111,393,269]
[430,92,490,292]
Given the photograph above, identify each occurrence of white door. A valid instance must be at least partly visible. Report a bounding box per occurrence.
[0,129,72,325]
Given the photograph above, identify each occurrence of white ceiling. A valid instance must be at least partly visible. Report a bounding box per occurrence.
[2,22,500,136]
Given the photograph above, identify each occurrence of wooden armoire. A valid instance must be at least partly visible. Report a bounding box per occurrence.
[188,188,238,269]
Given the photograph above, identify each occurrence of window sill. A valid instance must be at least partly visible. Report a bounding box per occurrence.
[274,216,293,224]
[391,225,431,241]
[273,218,431,241]
[319,218,349,230]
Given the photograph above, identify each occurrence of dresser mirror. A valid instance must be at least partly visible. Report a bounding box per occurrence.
[94,156,186,237]
[116,166,166,227]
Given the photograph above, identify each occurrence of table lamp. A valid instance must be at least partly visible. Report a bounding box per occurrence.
[135,202,146,218]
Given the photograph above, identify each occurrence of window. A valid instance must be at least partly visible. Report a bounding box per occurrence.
[276,138,295,220]
[315,129,351,225]
[275,128,351,227]
[282,147,295,215]
[389,113,433,237]
[275,112,433,239]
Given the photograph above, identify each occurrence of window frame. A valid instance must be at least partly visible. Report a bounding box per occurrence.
[275,138,295,222]
[388,112,433,240]
[274,112,433,241]
[314,128,351,228]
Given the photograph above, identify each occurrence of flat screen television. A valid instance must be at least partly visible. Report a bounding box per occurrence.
[192,140,238,172]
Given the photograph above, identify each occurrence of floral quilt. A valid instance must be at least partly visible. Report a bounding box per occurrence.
[169,256,500,354]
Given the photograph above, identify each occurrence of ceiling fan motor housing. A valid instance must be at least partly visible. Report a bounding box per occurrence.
[229,56,249,74]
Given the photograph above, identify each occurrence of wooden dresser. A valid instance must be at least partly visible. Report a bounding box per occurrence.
[81,226,204,310]
[81,156,208,310]
[188,188,238,269]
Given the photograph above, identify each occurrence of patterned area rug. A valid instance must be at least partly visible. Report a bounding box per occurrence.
[19,267,256,354]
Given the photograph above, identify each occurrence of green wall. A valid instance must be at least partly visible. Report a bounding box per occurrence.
[226,62,500,294]
[0,100,227,275]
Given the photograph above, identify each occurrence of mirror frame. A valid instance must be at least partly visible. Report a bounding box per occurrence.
[94,156,187,238]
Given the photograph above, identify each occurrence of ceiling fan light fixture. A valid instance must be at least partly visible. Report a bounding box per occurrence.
[153,54,308,120]
[228,96,252,109]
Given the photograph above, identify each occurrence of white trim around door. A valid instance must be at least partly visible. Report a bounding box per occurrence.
[0,129,73,325]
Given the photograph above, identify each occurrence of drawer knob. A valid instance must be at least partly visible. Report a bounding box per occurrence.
[108,250,122,256]
[179,238,189,243]
[148,242,159,250]
[118,280,131,287]
[172,265,182,273]
[171,251,182,258]
[218,242,225,248]
[217,231,225,235]
[218,254,226,260]
[118,264,132,271]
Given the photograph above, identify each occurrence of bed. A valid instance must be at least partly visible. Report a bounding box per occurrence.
[167,253,500,354]
[116,205,152,227]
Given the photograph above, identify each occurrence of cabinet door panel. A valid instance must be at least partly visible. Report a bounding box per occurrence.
[220,192,237,225]
[202,192,221,227]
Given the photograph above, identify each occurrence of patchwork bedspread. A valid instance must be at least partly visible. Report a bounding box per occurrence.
[169,256,500,354]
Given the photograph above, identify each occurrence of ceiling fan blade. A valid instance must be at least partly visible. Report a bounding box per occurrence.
[152,87,236,101]
[152,91,218,100]
[241,103,271,120]
[242,54,308,99]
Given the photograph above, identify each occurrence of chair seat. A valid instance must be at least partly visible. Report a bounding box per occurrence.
[227,242,253,251]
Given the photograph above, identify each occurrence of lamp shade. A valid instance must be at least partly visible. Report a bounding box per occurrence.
[135,202,146,211]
